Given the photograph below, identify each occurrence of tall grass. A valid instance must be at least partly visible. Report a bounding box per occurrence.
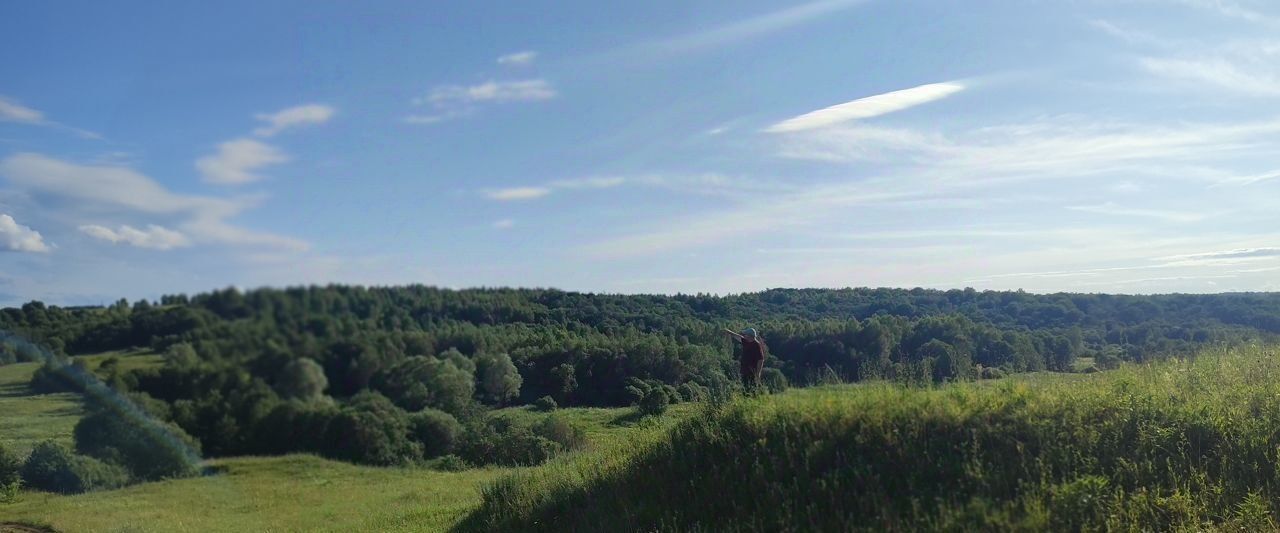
[458,345,1280,532]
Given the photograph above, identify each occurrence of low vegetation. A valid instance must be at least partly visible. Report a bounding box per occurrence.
[461,345,1280,531]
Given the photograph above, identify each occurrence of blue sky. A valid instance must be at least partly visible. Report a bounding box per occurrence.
[3,0,1280,305]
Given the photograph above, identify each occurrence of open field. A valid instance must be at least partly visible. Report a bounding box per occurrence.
[8,345,1280,531]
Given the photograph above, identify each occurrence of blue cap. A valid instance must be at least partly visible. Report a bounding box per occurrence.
[740,327,757,338]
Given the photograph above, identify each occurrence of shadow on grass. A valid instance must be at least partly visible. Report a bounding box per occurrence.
[0,522,60,533]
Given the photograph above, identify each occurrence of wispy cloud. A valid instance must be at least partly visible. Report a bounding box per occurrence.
[639,0,869,55]
[407,79,556,125]
[0,94,101,139]
[765,82,966,133]
[1,153,307,251]
[196,138,290,185]
[422,79,556,105]
[1160,247,1280,262]
[1141,52,1280,96]
[1171,0,1280,26]
[0,214,50,253]
[252,104,335,137]
[548,176,626,189]
[485,187,551,201]
[0,96,44,124]
[1066,202,1211,223]
[79,224,190,250]
[492,219,515,229]
[497,51,538,66]
[484,176,626,201]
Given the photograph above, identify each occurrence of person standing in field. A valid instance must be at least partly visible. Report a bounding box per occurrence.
[725,327,767,391]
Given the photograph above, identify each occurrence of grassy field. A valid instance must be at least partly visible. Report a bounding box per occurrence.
[9,347,1280,531]
[0,361,81,457]
[461,346,1280,532]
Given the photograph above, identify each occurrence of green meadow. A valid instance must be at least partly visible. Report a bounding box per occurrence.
[8,346,1280,531]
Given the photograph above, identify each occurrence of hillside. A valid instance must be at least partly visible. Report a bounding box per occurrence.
[459,345,1280,532]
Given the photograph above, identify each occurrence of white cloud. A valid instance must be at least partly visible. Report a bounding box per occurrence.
[492,219,515,229]
[497,51,538,66]
[252,104,335,137]
[79,224,190,250]
[423,79,556,105]
[549,176,626,189]
[483,176,627,202]
[1172,0,1280,26]
[407,79,556,125]
[1066,202,1210,223]
[765,82,965,133]
[1160,247,1280,261]
[640,0,869,55]
[196,138,289,185]
[0,96,44,124]
[0,153,308,251]
[0,214,50,253]
[1141,54,1280,96]
[0,95,101,139]
[485,187,551,201]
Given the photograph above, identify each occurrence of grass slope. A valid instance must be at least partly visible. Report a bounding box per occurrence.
[0,362,81,457]
[460,346,1280,532]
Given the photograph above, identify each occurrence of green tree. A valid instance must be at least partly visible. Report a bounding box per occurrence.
[375,356,475,414]
[277,358,328,399]
[475,352,522,406]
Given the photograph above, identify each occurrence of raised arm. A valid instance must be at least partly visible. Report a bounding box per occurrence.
[723,328,744,340]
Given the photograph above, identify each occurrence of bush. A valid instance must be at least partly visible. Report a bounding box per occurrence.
[534,415,587,452]
[0,442,21,502]
[458,421,561,466]
[409,408,462,459]
[980,366,1006,379]
[20,441,128,494]
[638,388,669,417]
[30,359,89,394]
[761,368,789,394]
[424,454,471,472]
[74,406,202,481]
[319,395,422,466]
[534,395,558,412]
[677,382,709,403]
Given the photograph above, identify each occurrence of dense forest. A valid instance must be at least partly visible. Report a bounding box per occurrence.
[3,286,1279,490]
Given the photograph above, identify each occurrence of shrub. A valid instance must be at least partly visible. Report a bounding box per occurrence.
[74,406,202,481]
[534,415,587,452]
[30,359,90,394]
[320,395,422,466]
[458,421,561,466]
[761,368,789,394]
[409,408,462,459]
[978,366,1006,380]
[20,441,128,494]
[0,442,21,502]
[534,395,558,412]
[677,382,709,403]
[638,388,669,417]
[425,454,471,472]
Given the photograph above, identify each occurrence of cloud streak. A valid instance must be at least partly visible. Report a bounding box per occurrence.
[196,138,290,185]
[641,0,869,55]
[497,51,538,66]
[79,224,190,250]
[253,104,335,137]
[766,82,966,133]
